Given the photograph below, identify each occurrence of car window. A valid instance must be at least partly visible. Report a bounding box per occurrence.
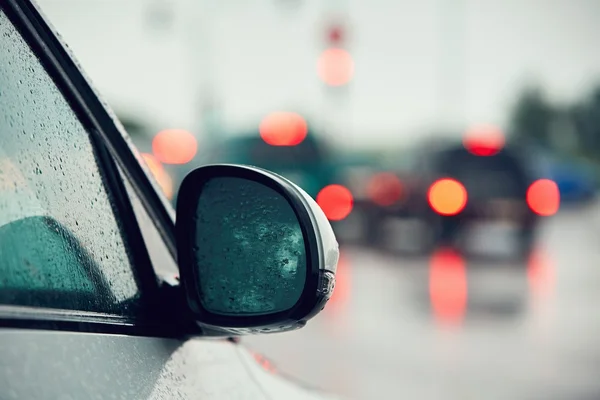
[0,10,140,314]
[435,148,528,199]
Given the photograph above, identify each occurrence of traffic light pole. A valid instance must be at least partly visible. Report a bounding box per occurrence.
[436,0,466,131]
[319,0,351,148]
[185,0,222,145]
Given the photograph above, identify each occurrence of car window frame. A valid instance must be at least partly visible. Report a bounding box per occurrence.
[0,0,179,337]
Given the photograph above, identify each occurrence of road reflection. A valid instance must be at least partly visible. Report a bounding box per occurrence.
[327,251,351,311]
[428,248,467,326]
[243,209,599,400]
[527,247,556,303]
[423,246,556,326]
[324,246,557,327]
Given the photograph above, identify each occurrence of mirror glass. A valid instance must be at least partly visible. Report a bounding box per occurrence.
[194,176,307,316]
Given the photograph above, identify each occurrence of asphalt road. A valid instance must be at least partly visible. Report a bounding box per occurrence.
[244,202,600,400]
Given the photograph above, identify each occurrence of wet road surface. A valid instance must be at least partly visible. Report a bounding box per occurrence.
[245,202,600,400]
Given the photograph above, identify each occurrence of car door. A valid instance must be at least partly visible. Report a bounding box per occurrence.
[0,1,335,399]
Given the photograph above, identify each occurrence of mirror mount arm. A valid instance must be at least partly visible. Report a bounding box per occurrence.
[155,281,205,337]
[156,280,245,339]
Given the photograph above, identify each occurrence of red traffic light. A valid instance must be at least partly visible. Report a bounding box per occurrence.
[317,48,354,87]
[327,25,344,45]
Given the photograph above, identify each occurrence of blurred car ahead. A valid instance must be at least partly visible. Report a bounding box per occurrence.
[1,1,341,398]
[340,149,419,246]
[198,126,356,236]
[370,139,560,260]
[203,134,336,197]
[532,149,598,205]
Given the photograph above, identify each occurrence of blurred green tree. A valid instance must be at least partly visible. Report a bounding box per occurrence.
[509,86,555,148]
[570,86,600,160]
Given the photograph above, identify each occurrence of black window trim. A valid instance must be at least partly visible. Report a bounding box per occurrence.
[0,305,186,337]
[0,0,179,335]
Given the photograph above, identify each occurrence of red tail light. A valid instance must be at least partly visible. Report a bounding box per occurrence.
[427,178,467,216]
[462,125,505,156]
[316,184,354,221]
[527,179,559,216]
[366,172,403,206]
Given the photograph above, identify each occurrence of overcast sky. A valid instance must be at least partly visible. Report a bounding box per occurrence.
[38,0,600,150]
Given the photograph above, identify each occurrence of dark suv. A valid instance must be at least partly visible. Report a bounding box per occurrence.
[371,141,553,260]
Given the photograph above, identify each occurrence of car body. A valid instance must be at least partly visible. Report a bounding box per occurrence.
[0,0,340,398]
[370,140,546,260]
[345,149,421,247]
[531,149,598,205]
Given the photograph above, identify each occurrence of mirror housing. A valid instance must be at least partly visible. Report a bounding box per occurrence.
[176,164,339,335]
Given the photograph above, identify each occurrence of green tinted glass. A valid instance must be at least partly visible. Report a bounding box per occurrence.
[0,11,139,313]
[194,177,307,316]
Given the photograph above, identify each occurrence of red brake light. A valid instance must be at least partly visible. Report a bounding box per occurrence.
[316,184,354,221]
[152,129,197,165]
[463,125,505,156]
[527,179,560,216]
[366,172,403,206]
[259,112,307,146]
[427,178,467,216]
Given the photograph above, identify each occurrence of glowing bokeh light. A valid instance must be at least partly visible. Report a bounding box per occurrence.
[152,129,197,165]
[259,112,308,146]
[366,172,403,206]
[463,125,505,156]
[327,26,344,44]
[527,179,560,216]
[316,184,354,221]
[317,48,354,86]
[428,178,467,216]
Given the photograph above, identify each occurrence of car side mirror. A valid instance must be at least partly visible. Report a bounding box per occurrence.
[176,164,339,335]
